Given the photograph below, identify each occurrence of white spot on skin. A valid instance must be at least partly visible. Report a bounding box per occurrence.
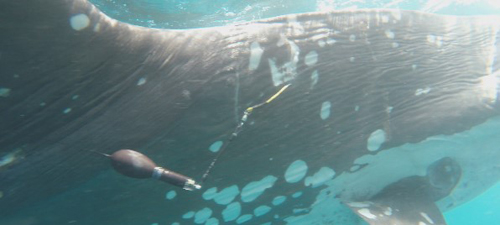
[254,205,272,217]
[318,40,326,47]
[268,39,300,86]
[320,101,331,120]
[412,64,418,70]
[349,35,356,42]
[40,102,46,107]
[418,222,428,225]
[182,211,195,219]
[209,141,223,153]
[305,167,336,188]
[236,214,253,224]
[350,165,361,171]
[214,185,240,205]
[427,34,436,44]
[385,30,395,39]
[392,42,399,48]
[350,57,355,62]
[268,58,296,87]
[293,208,309,214]
[72,95,79,100]
[203,187,218,200]
[249,42,263,70]
[347,202,372,208]
[355,105,360,111]
[194,207,213,224]
[70,14,90,31]
[420,212,434,224]
[63,108,72,114]
[415,87,431,96]
[358,208,377,219]
[290,41,300,63]
[284,160,308,183]
[384,207,393,216]
[268,59,280,87]
[435,36,443,47]
[292,191,303,198]
[204,218,219,225]
[222,202,241,222]
[0,88,11,97]
[272,196,286,206]
[310,70,319,89]
[426,35,443,47]
[137,78,146,86]
[304,51,318,67]
[367,129,386,151]
[480,74,498,103]
[166,190,177,200]
[326,38,337,45]
[386,106,393,114]
[241,175,277,202]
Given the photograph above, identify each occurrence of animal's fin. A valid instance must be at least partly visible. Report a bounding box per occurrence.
[345,157,462,225]
[346,189,446,225]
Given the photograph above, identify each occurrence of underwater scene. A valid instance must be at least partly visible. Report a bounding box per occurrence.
[1,0,499,224]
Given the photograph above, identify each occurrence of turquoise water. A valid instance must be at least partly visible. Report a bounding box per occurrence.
[446,182,500,225]
[87,0,500,224]
[90,0,500,28]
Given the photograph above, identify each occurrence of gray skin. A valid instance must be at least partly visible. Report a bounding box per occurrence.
[1,0,500,225]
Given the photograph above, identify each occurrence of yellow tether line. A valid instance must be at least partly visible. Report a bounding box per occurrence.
[200,83,291,183]
[245,84,291,114]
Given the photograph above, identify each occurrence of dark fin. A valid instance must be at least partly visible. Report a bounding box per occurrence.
[345,157,462,225]
[346,197,445,225]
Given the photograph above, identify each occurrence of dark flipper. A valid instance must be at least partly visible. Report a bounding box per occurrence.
[346,157,462,225]
[347,190,446,225]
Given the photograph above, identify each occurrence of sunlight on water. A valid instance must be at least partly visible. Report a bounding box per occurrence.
[89,0,500,28]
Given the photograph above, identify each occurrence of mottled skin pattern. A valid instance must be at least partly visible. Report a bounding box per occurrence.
[0,0,499,225]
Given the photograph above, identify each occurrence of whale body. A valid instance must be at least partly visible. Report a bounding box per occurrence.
[0,0,499,224]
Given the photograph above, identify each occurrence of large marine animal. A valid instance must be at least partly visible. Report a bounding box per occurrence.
[0,0,499,224]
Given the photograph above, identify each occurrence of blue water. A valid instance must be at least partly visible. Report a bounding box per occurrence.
[87,0,500,224]
[446,182,500,225]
